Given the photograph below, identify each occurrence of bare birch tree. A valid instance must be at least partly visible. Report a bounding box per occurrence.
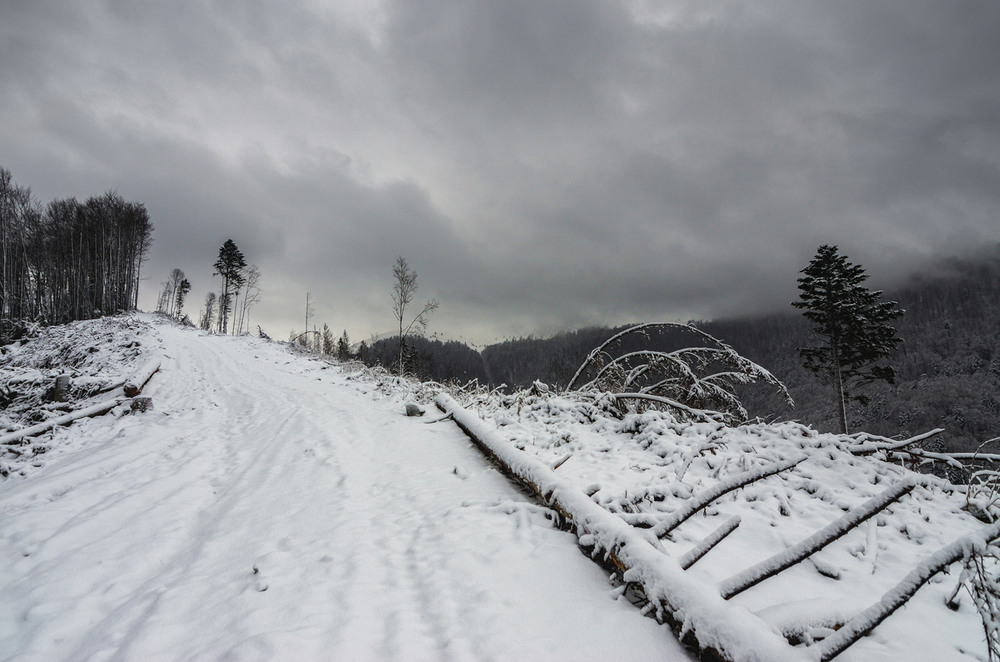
[391,256,438,376]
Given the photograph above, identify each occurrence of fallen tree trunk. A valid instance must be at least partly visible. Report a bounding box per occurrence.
[435,393,808,662]
[123,357,161,397]
[0,398,124,447]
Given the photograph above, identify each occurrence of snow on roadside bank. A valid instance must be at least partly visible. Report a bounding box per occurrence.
[0,316,692,661]
[1,314,158,479]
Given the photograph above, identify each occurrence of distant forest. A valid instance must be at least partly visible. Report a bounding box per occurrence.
[363,247,1000,453]
[0,168,153,337]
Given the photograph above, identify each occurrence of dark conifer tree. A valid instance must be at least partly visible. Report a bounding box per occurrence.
[321,323,334,355]
[213,239,246,334]
[793,245,904,433]
[174,278,191,318]
[337,330,351,360]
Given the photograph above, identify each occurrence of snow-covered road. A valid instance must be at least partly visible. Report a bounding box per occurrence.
[1,322,691,661]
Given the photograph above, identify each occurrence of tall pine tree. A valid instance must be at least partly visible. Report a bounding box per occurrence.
[213,239,246,334]
[793,245,904,434]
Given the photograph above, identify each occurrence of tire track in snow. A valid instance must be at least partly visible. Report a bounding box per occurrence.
[64,343,332,659]
[2,323,692,662]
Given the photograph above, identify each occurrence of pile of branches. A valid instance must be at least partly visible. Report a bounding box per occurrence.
[566,322,792,425]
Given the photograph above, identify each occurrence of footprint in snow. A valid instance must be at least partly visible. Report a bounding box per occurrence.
[251,564,268,592]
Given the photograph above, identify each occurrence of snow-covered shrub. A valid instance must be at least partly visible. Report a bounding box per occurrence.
[958,542,1000,660]
[968,470,1000,523]
[566,322,792,424]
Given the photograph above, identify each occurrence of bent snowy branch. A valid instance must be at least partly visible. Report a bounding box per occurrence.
[565,322,791,424]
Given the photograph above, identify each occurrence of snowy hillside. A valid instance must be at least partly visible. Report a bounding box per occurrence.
[2,315,998,661]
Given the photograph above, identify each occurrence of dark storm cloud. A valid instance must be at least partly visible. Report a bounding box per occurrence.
[1,0,998,343]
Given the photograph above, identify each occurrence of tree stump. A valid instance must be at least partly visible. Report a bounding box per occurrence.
[53,375,71,402]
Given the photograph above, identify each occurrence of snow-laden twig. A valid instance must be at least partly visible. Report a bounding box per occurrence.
[957,541,1000,661]
[435,393,808,662]
[719,479,918,599]
[649,456,806,540]
[846,428,945,455]
[567,323,688,391]
[967,471,1000,523]
[680,516,742,570]
[604,392,726,423]
[815,520,1000,661]
[0,398,125,447]
[948,453,1000,463]
[847,429,1000,472]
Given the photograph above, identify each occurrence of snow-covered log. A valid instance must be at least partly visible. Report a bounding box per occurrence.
[650,456,806,540]
[719,480,918,599]
[123,357,161,397]
[815,520,1000,661]
[0,398,124,447]
[435,393,809,662]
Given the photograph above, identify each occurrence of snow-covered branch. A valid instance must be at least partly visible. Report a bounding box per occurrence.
[846,428,945,454]
[719,479,918,599]
[815,520,1000,661]
[679,516,742,570]
[650,456,806,540]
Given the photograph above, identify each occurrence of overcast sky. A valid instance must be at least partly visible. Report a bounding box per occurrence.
[2,1,998,345]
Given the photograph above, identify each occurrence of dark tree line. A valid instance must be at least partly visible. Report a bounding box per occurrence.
[362,334,488,384]
[1,168,153,338]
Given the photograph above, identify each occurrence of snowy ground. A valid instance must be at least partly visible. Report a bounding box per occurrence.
[0,317,690,661]
[3,315,998,661]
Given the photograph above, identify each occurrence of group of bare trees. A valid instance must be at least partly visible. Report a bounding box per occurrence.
[156,268,191,320]
[289,257,437,376]
[190,239,261,335]
[1,167,153,337]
